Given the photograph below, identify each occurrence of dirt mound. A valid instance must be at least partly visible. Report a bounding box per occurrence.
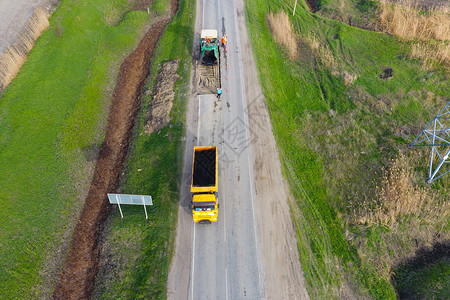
[52,1,179,299]
[144,59,180,134]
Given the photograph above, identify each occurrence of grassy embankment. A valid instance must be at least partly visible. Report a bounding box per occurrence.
[245,0,449,298]
[0,0,164,298]
[93,0,195,298]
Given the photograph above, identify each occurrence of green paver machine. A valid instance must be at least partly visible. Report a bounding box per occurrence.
[200,29,219,65]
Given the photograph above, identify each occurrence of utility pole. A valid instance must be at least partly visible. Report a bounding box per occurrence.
[293,0,298,16]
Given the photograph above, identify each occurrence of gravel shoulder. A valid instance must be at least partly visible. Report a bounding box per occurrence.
[235,0,309,298]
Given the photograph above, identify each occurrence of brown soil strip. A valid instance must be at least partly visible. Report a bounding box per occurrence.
[195,62,220,94]
[52,1,178,299]
[144,59,180,134]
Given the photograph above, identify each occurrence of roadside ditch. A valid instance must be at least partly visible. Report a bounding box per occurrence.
[52,1,179,298]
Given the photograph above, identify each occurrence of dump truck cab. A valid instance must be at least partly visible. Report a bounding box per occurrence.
[200,29,219,65]
[191,193,218,223]
[191,146,218,223]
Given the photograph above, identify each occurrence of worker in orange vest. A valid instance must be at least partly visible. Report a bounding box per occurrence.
[221,34,227,47]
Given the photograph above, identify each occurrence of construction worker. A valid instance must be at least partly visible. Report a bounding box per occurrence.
[221,34,227,47]
[217,87,222,99]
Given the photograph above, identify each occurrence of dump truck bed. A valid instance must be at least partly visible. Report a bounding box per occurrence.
[191,146,218,193]
[201,49,218,65]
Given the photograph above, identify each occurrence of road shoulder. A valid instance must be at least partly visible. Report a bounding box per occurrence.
[236,0,310,298]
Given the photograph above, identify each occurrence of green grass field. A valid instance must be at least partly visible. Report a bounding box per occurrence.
[92,0,195,298]
[244,0,449,298]
[0,0,164,298]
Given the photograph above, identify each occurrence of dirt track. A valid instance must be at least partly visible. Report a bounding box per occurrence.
[52,1,178,299]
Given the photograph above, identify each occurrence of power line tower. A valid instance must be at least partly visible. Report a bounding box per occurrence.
[411,102,450,183]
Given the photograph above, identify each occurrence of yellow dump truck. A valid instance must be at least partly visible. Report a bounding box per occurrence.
[190,146,218,223]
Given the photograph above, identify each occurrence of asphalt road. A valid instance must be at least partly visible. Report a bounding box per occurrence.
[193,0,264,298]
[169,0,265,299]
[168,0,310,299]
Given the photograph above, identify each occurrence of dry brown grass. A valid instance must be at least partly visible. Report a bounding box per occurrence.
[377,0,450,41]
[299,87,449,280]
[377,1,450,68]
[353,154,449,229]
[305,35,337,68]
[0,8,50,90]
[411,41,450,67]
[348,152,450,280]
[267,10,298,59]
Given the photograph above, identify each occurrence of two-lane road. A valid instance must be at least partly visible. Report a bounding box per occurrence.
[191,0,264,298]
[168,0,309,299]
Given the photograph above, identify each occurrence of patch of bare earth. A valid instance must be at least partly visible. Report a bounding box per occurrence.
[52,1,179,299]
[145,59,180,134]
[195,63,220,94]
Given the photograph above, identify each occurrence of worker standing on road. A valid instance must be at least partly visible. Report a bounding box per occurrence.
[221,34,227,48]
[217,87,222,99]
